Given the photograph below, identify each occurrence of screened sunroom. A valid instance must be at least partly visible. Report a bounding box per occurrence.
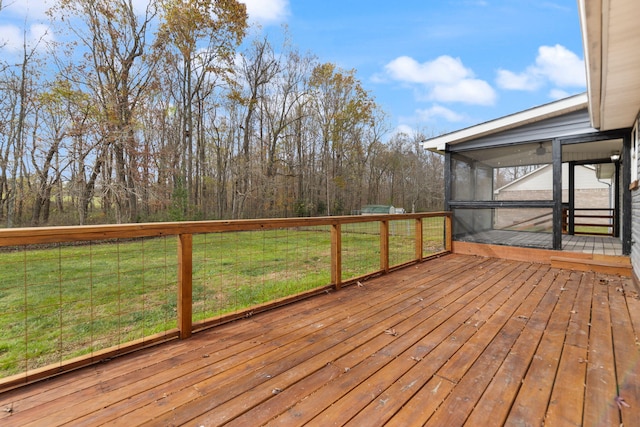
[423,93,631,255]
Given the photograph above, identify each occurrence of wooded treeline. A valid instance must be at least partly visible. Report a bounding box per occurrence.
[0,0,444,227]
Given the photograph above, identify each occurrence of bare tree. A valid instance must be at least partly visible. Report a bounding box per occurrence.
[3,27,45,227]
[29,82,73,225]
[308,63,375,215]
[52,0,159,223]
[261,47,314,216]
[232,36,279,218]
[158,0,248,217]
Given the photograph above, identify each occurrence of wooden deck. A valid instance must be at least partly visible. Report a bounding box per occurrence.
[1,253,640,426]
[562,234,623,256]
[457,230,624,256]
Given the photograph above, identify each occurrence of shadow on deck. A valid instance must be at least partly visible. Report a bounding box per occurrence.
[1,253,639,426]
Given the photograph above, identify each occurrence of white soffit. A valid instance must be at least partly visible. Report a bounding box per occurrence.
[581,0,640,130]
[421,93,588,151]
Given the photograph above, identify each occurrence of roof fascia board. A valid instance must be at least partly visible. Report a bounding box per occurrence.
[578,0,603,129]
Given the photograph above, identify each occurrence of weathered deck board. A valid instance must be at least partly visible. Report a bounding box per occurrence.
[582,275,620,427]
[608,280,640,427]
[505,269,580,426]
[425,265,554,427]
[462,267,560,426]
[305,261,530,427]
[544,344,588,426]
[0,253,638,426]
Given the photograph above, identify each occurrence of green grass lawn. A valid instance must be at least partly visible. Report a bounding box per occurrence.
[0,219,446,378]
[573,225,613,234]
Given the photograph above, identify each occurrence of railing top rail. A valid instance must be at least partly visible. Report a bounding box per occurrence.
[569,208,614,211]
[0,212,451,247]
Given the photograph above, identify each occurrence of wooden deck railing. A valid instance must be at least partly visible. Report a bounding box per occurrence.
[0,212,451,391]
[562,207,615,236]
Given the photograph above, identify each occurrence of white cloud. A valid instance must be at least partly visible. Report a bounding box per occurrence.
[496,69,541,91]
[384,55,472,85]
[535,44,585,87]
[396,105,466,132]
[5,0,156,22]
[382,55,496,106]
[0,23,53,53]
[0,25,21,51]
[132,0,156,15]
[4,0,53,20]
[496,44,585,92]
[393,124,418,138]
[240,0,290,25]
[30,23,51,42]
[416,105,465,122]
[431,79,496,106]
[548,88,570,99]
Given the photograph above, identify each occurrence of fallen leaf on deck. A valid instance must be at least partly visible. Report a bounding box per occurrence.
[615,396,630,409]
[384,328,398,336]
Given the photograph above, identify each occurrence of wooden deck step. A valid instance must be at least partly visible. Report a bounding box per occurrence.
[550,255,631,276]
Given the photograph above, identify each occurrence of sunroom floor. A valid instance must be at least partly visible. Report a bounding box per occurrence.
[457,230,623,256]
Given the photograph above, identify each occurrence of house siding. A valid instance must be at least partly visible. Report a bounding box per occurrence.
[452,109,596,151]
[631,117,640,278]
[632,162,640,279]
[494,164,613,230]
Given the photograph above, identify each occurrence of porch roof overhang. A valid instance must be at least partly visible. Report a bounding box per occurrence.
[579,0,640,130]
[421,93,589,153]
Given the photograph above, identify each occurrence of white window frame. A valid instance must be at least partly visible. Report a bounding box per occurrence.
[633,118,639,184]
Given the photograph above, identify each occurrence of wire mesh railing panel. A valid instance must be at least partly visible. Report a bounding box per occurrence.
[192,227,332,322]
[389,219,416,268]
[423,216,446,257]
[0,213,450,385]
[341,221,380,280]
[0,237,177,379]
[131,237,178,337]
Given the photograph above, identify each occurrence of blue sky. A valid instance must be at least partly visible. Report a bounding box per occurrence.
[1,0,586,138]
[246,0,586,137]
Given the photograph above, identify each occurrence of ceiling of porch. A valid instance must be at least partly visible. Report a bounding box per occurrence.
[458,139,623,169]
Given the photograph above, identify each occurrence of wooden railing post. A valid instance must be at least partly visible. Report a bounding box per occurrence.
[178,233,193,339]
[415,218,423,261]
[381,220,390,273]
[445,214,452,252]
[331,224,342,289]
